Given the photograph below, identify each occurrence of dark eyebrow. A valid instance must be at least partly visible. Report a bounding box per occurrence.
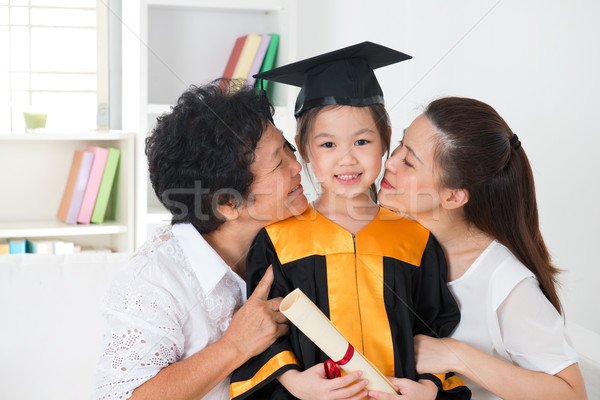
[405,144,423,164]
[314,128,375,140]
[313,132,334,140]
[400,127,422,164]
[353,128,376,136]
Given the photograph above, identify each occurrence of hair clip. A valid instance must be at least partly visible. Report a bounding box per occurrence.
[509,134,521,150]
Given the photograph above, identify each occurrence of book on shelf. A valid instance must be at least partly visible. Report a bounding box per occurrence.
[77,146,109,224]
[26,239,54,254]
[8,238,26,254]
[0,239,9,255]
[56,150,94,225]
[223,35,247,83]
[254,33,280,93]
[53,240,75,255]
[91,147,121,224]
[10,239,79,254]
[56,150,84,222]
[246,34,272,87]
[232,33,263,83]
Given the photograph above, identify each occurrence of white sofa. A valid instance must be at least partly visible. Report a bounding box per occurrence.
[0,253,131,400]
[1,253,598,400]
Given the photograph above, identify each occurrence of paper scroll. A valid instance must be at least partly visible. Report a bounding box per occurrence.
[279,288,398,394]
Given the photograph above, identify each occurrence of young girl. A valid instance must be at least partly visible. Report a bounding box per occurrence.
[370,97,587,400]
[230,43,470,400]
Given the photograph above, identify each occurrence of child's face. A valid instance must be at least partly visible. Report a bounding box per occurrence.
[307,106,385,199]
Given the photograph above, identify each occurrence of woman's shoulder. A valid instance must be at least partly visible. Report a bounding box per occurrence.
[103,225,194,311]
[486,241,536,309]
[132,224,179,262]
[487,241,534,279]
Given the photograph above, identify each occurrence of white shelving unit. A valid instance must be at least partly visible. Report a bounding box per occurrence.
[122,0,298,248]
[0,131,135,252]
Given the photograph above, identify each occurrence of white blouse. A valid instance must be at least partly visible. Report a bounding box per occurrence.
[448,240,578,400]
[93,223,247,400]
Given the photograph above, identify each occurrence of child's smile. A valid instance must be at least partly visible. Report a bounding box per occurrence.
[307,105,386,200]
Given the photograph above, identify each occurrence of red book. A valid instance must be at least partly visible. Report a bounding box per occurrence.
[223,35,247,81]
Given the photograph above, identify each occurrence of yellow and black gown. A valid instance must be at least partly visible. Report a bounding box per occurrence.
[230,205,470,399]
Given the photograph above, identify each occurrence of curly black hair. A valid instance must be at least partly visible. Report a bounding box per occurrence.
[145,79,274,233]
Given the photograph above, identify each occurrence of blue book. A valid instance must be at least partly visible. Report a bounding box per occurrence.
[9,238,26,254]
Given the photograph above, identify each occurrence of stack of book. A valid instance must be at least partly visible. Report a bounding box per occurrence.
[0,238,111,255]
[0,146,121,256]
[222,33,280,91]
[0,238,25,255]
[56,146,121,225]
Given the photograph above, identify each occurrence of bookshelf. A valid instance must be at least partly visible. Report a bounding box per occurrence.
[122,0,299,248]
[0,132,135,253]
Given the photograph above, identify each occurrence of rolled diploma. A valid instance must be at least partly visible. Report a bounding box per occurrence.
[280,288,398,394]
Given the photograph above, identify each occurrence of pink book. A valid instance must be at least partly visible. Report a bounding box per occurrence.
[78,146,109,223]
[246,34,272,87]
[65,151,94,225]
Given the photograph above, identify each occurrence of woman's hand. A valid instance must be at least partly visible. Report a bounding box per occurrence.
[278,364,369,400]
[367,377,437,400]
[414,334,457,375]
[222,266,289,361]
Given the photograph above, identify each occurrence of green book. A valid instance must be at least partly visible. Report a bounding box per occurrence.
[255,33,280,92]
[91,147,121,224]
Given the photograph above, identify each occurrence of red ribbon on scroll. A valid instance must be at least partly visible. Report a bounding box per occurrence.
[324,343,355,379]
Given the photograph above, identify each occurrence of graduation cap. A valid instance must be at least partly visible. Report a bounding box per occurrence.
[254,41,412,116]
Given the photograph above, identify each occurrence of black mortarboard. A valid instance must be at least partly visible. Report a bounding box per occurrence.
[254,41,411,116]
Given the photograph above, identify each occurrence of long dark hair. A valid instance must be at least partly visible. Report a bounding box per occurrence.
[425,97,563,313]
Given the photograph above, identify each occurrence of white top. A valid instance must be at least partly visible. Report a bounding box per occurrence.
[448,240,578,400]
[93,224,247,400]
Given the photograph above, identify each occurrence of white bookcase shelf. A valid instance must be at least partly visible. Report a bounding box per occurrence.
[125,0,298,247]
[0,132,131,141]
[0,220,128,238]
[0,131,135,252]
[146,0,285,12]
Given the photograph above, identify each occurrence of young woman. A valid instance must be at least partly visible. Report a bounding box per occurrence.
[371,97,588,400]
[93,81,308,400]
[231,43,469,400]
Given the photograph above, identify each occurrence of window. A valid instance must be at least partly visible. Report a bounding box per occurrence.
[0,0,106,132]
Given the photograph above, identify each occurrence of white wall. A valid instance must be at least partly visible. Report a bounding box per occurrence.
[294,0,600,340]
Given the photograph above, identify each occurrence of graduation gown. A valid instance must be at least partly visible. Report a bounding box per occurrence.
[230,205,470,399]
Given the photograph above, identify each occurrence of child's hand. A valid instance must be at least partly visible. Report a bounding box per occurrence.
[366,377,437,400]
[278,363,369,400]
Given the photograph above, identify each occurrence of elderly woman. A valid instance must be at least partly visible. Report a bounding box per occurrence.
[370,97,587,400]
[93,81,308,400]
